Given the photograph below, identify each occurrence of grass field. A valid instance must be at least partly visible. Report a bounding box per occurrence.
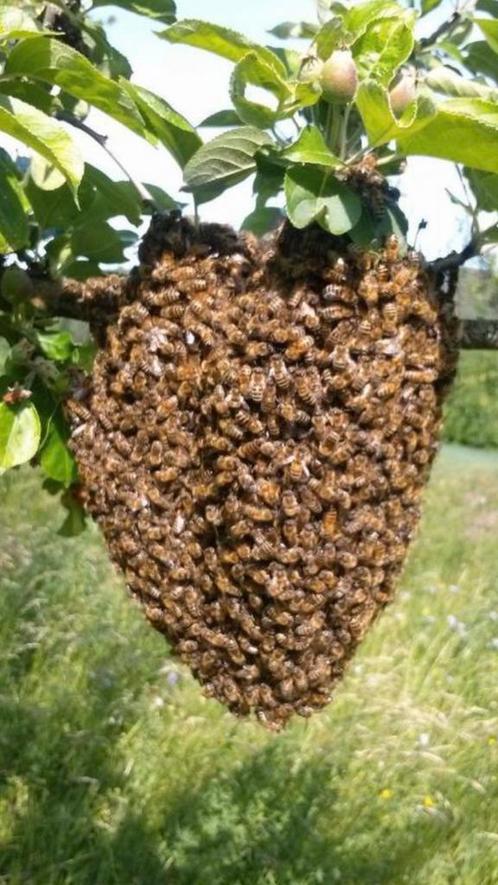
[0,445,497,885]
[444,352,498,449]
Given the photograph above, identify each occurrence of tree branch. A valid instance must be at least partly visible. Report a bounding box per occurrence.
[429,240,477,275]
[460,320,498,350]
[55,111,155,205]
[419,11,461,49]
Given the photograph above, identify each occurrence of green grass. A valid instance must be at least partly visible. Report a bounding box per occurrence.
[444,352,498,449]
[0,445,497,885]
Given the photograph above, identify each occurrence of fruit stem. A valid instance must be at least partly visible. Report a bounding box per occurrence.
[339,105,352,160]
[325,104,342,154]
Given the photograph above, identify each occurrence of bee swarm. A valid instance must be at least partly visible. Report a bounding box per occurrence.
[68,215,458,730]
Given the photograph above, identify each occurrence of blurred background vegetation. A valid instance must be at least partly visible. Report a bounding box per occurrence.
[444,266,498,449]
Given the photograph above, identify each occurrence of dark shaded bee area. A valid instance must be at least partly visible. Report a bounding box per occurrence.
[68,216,458,730]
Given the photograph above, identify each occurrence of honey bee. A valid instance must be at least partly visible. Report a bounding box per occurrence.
[320,304,354,321]
[68,400,92,423]
[218,418,243,441]
[256,479,279,507]
[205,505,223,526]
[285,335,313,361]
[321,510,337,539]
[384,234,399,264]
[376,380,400,400]
[359,272,381,307]
[296,374,320,407]
[288,457,309,483]
[405,368,438,384]
[243,504,274,523]
[270,358,289,391]
[282,491,300,518]
[327,257,348,284]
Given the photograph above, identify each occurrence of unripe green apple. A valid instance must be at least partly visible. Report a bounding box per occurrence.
[320,50,358,104]
[389,69,417,117]
[1,266,34,303]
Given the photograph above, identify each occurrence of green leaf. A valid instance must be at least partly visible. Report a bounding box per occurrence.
[36,331,74,362]
[253,156,285,207]
[199,110,243,127]
[122,83,201,167]
[159,19,287,74]
[466,168,498,211]
[241,207,283,236]
[349,202,408,247]
[80,18,132,80]
[398,98,498,174]
[25,176,78,232]
[0,338,10,373]
[476,0,498,13]
[26,162,144,232]
[91,0,176,22]
[30,154,67,191]
[343,0,402,41]
[268,21,318,39]
[142,183,179,211]
[0,401,41,469]
[356,80,436,146]
[70,222,128,264]
[40,412,77,487]
[230,52,290,128]
[183,126,272,204]
[315,19,344,59]
[6,38,146,138]
[63,260,103,281]
[0,6,50,40]
[354,15,415,86]
[285,167,361,234]
[278,125,341,167]
[421,0,444,13]
[0,96,83,194]
[464,41,498,83]
[474,18,498,55]
[72,340,98,372]
[426,66,497,100]
[0,78,57,114]
[83,166,142,226]
[271,47,302,77]
[0,150,29,253]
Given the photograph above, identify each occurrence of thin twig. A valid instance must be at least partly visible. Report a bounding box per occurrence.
[339,105,352,161]
[460,320,498,350]
[429,240,477,274]
[55,111,155,205]
[419,11,460,49]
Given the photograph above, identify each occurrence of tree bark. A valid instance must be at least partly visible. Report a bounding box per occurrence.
[459,320,498,351]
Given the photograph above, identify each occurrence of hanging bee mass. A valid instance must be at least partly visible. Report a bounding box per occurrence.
[67,213,458,730]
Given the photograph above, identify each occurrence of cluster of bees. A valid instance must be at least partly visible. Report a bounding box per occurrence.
[67,214,459,729]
